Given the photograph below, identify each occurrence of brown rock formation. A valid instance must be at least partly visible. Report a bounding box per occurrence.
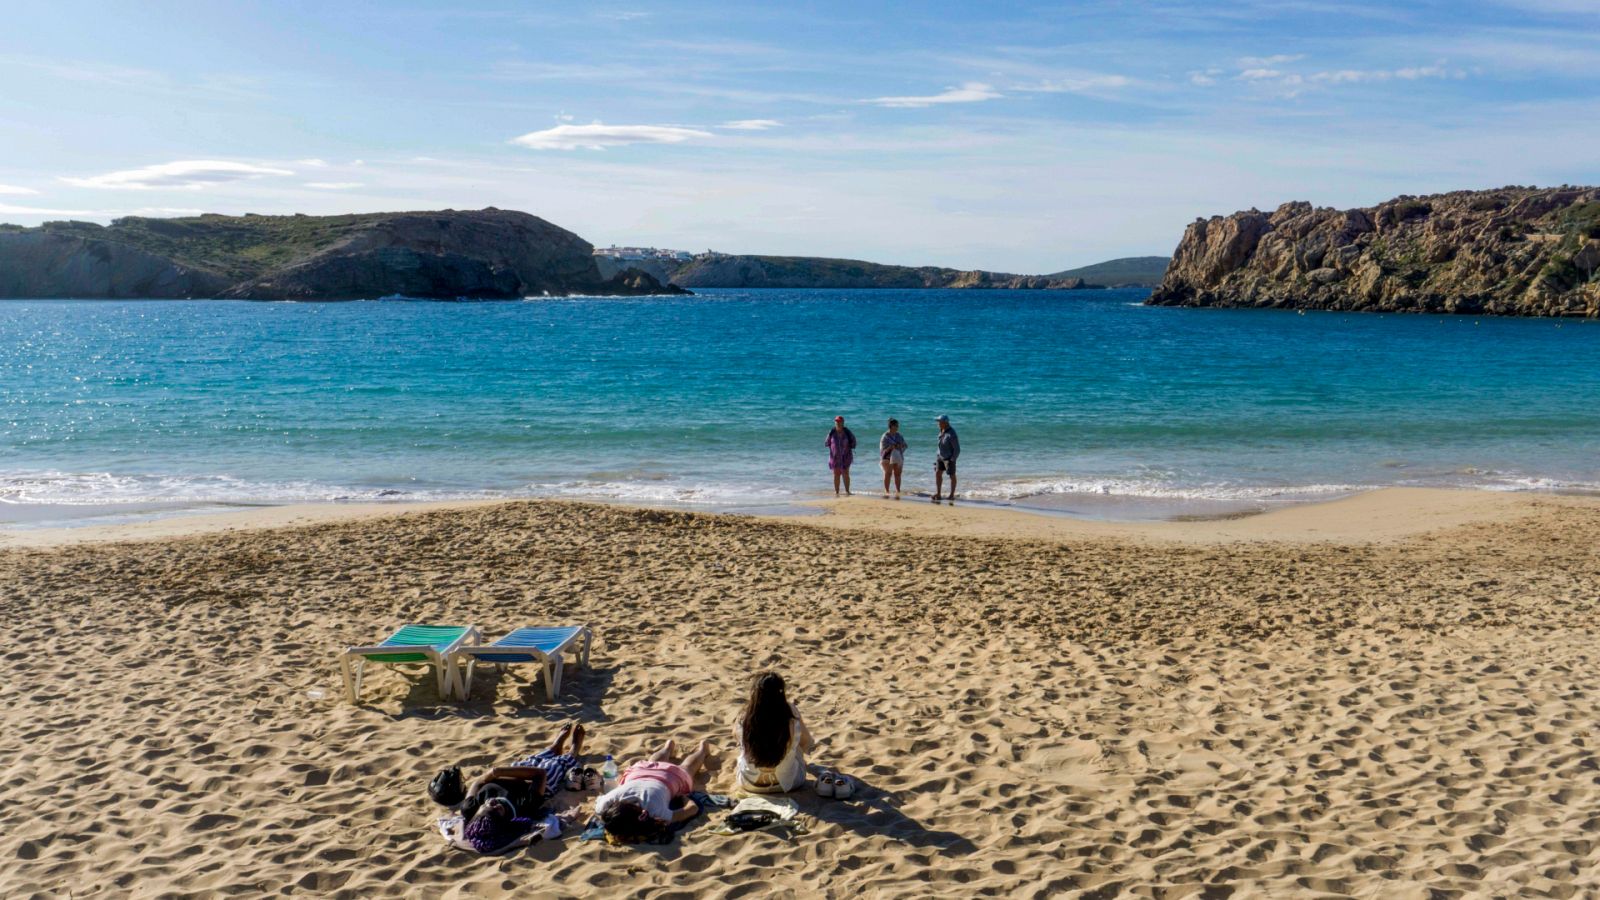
[1148,187,1600,317]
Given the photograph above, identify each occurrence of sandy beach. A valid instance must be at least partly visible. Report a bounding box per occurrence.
[4,489,1599,897]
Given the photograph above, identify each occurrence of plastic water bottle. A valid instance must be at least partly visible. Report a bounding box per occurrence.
[601,755,619,791]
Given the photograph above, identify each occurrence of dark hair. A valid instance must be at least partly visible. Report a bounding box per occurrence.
[740,671,795,769]
[463,797,527,853]
[888,418,898,427]
[428,766,465,806]
[601,799,661,842]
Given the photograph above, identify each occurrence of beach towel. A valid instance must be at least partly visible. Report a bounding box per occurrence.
[579,791,733,845]
[437,812,562,855]
[707,796,810,838]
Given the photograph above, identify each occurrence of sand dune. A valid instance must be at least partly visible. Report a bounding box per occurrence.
[3,493,1599,897]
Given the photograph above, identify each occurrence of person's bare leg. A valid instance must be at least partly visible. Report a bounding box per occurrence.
[843,469,851,495]
[567,722,586,758]
[948,471,957,501]
[649,739,676,763]
[893,464,903,494]
[544,721,574,755]
[882,466,891,494]
[679,740,713,779]
[832,470,841,496]
[934,468,944,500]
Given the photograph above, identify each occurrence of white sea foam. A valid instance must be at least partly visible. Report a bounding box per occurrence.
[962,476,1372,503]
[6,466,1599,517]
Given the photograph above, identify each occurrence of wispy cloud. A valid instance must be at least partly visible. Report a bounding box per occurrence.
[0,202,99,216]
[720,119,783,130]
[509,123,714,150]
[61,160,295,190]
[1014,74,1131,94]
[1309,64,1460,83]
[863,82,1002,108]
[596,10,648,20]
[0,184,38,195]
[1238,54,1305,67]
[303,181,364,190]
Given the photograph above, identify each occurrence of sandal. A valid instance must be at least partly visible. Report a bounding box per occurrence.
[832,773,855,800]
[815,772,836,798]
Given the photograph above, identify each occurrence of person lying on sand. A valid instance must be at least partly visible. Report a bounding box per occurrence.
[429,722,587,852]
[594,738,713,842]
[733,671,815,794]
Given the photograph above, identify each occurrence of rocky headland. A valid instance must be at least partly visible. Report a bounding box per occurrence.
[1148,186,1600,316]
[664,254,1097,290]
[0,208,687,300]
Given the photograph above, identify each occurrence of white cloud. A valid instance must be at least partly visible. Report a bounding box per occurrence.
[509,123,713,150]
[720,119,783,130]
[0,202,205,220]
[1302,64,1461,85]
[1189,69,1221,86]
[863,82,1002,108]
[295,158,330,167]
[1237,68,1285,80]
[1016,75,1131,94]
[1238,54,1305,67]
[60,159,294,190]
[0,184,38,195]
[596,10,648,20]
[304,181,364,190]
[0,202,99,216]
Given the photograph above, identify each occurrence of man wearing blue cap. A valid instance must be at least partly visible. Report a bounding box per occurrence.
[933,415,959,502]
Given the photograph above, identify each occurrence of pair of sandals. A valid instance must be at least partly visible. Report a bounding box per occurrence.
[815,770,855,799]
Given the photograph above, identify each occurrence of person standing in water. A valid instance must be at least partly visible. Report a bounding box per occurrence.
[879,418,907,497]
[826,415,856,496]
[933,414,959,502]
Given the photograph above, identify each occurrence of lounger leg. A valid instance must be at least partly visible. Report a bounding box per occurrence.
[341,653,357,704]
[544,657,559,702]
[353,659,365,704]
[458,655,476,701]
[581,628,592,668]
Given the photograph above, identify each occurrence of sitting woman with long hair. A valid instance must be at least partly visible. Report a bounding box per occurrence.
[594,738,712,843]
[733,671,815,794]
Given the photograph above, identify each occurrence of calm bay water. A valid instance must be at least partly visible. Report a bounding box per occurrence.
[3,288,1600,525]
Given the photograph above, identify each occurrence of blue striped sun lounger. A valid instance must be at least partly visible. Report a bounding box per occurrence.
[457,625,593,701]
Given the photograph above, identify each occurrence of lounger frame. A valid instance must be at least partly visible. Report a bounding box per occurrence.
[457,625,593,701]
[340,624,481,703]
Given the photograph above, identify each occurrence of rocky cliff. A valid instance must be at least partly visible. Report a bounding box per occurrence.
[665,254,1093,290]
[1148,187,1600,317]
[0,209,685,300]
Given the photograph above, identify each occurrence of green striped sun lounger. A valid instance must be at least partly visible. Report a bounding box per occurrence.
[340,623,480,703]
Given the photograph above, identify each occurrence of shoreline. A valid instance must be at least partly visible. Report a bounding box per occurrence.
[0,485,1571,549]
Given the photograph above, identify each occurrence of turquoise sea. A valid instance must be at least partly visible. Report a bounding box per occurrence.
[3,288,1600,526]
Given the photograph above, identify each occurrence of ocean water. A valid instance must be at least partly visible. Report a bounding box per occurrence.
[3,288,1600,526]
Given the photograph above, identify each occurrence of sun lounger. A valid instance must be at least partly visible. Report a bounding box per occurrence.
[340,623,480,703]
[457,625,592,701]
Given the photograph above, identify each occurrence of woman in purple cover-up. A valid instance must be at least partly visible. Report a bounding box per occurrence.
[825,415,856,496]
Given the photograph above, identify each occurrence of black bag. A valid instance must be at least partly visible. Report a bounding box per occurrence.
[428,766,466,806]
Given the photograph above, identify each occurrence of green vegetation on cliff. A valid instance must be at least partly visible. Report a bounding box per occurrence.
[1047,256,1169,287]
[666,254,1092,290]
[0,209,684,300]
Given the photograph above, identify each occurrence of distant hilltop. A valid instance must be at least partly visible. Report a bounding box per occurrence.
[595,249,1168,290]
[1149,186,1600,317]
[0,209,687,300]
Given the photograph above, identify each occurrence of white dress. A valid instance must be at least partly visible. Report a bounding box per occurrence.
[734,714,807,793]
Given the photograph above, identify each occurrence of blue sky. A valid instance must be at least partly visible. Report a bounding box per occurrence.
[0,1,1596,272]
